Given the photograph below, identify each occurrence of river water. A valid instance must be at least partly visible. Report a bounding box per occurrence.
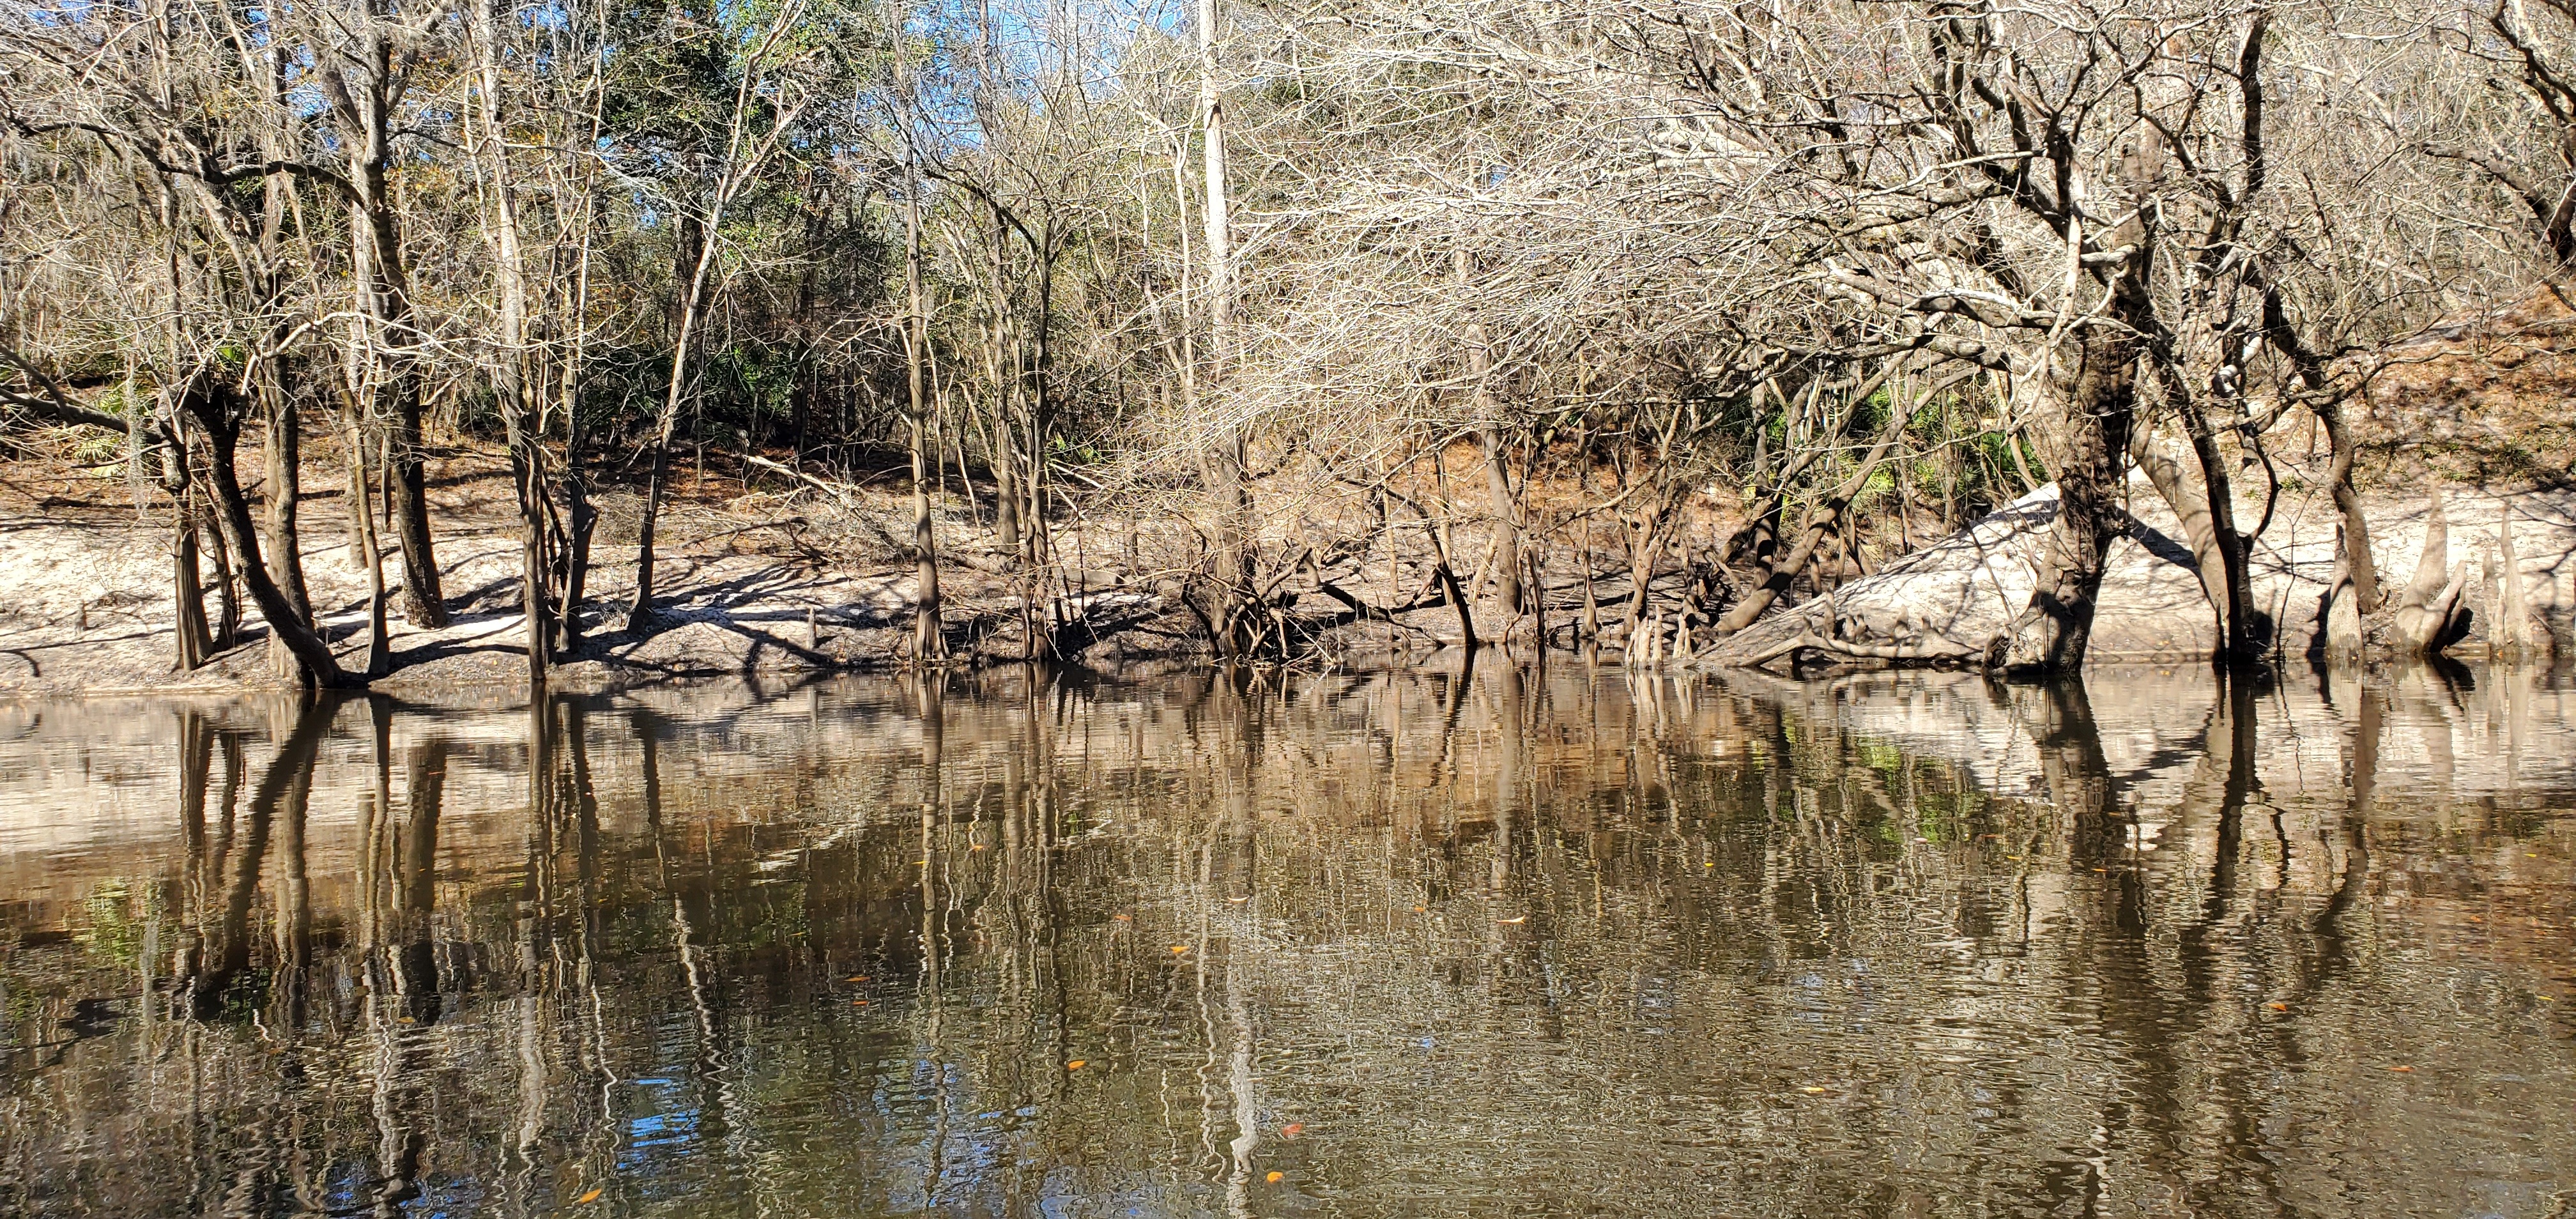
[1,663,2571,1216]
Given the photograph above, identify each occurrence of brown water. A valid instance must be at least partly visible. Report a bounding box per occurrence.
[2,663,2573,1217]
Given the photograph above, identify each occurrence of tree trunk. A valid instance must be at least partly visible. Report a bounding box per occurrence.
[905,146,944,662]
[201,509,241,650]
[335,13,447,630]
[1478,427,1520,629]
[2129,420,2234,656]
[261,376,310,675]
[1991,282,2144,673]
[181,387,355,687]
[1621,508,1660,653]
[352,425,392,679]
[2155,361,2258,659]
[1199,0,1254,658]
[629,228,717,633]
[172,490,209,673]
[2389,489,2468,657]
[472,0,547,683]
[383,383,445,627]
[2498,502,2556,659]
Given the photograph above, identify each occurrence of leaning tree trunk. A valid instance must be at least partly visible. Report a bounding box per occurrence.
[627,222,717,634]
[181,386,357,687]
[2151,359,2257,660]
[201,509,241,651]
[2129,420,2234,658]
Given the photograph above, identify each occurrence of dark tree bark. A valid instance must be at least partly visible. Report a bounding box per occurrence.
[1991,311,2140,673]
[181,384,358,687]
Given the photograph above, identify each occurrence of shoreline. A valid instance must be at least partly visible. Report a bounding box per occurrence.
[6,448,2572,700]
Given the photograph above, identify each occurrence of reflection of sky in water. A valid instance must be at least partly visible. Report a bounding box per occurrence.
[0,666,2570,1216]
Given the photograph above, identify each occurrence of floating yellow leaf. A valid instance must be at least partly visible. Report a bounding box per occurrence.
[1229,896,1249,903]
[1496,916,1526,924]
[578,1188,604,1204]
[970,844,987,852]
[1171,944,1191,954]
[1800,1086,1829,1094]
[1266,1171,1284,1183]
[1066,1059,1087,1070]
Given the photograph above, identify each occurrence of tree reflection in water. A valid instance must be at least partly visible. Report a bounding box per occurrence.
[1,664,2572,1216]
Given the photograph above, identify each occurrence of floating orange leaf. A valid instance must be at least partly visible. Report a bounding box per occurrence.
[1170,944,1191,954]
[578,1188,604,1204]
[1266,1171,1284,1183]
[845,976,870,983]
[2267,1002,2288,1012]
[852,999,870,1006]
[1114,914,1131,921]
[1066,1059,1087,1070]
[1411,905,1425,912]
[2388,1065,2415,1073]
[1281,1123,1305,1138]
